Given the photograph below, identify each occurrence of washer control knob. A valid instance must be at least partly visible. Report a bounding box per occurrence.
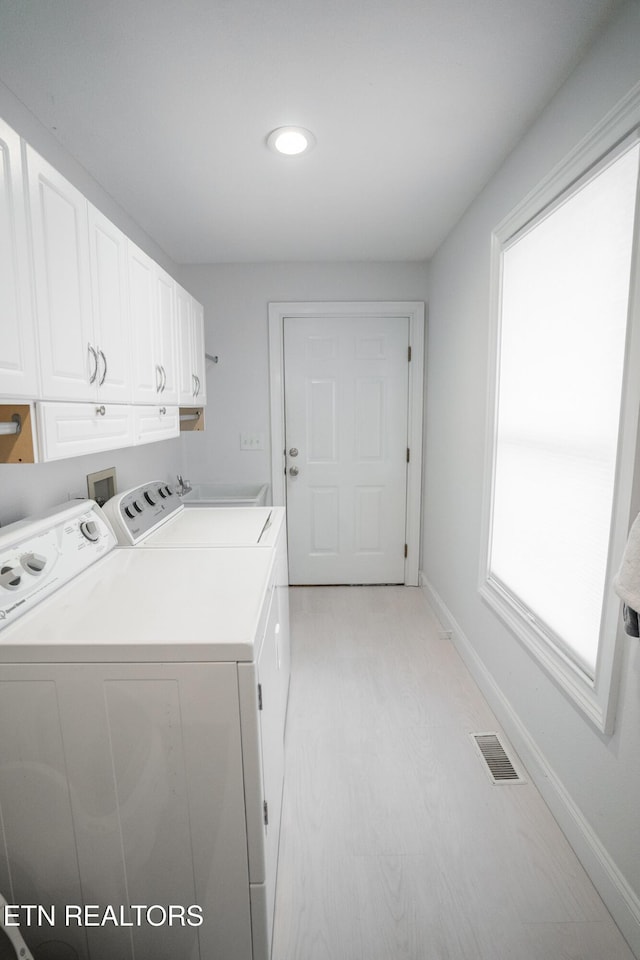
[144,491,156,506]
[22,552,47,575]
[79,520,100,542]
[0,564,22,590]
[133,500,143,513]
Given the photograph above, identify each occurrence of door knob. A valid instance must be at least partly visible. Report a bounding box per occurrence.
[289,465,299,477]
[289,447,299,457]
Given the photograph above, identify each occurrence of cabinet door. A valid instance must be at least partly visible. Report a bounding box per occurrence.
[0,120,38,398]
[176,282,195,403]
[88,204,131,403]
[156,267,178,403]
[27,146,94,401]
[0,661,253,960]
[129,241,160,403]
[36,402,134,461]
[176,285,207,406]
[133,404,179,444]
[192,297,207,405]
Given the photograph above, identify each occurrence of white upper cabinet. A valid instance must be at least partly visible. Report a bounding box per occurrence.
[191,298,207,405]
[27,145,94,401]
[129,242,178,404]
[177,283,207,406]
[176,282,192,402]
[155,266,178,404]
[1,118,207,464]
[128,241,158,403]
[87,204,131,402]
[0,120,38,399]
[27,148,132,404]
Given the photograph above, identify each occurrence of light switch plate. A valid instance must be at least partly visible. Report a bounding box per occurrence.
[240,432,264,451]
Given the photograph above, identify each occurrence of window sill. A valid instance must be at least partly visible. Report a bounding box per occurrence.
[479,576,620,735]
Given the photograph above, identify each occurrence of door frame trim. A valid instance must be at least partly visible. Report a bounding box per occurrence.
[268,301,425,586]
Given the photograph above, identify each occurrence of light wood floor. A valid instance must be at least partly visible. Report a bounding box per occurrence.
[271,586,634,960]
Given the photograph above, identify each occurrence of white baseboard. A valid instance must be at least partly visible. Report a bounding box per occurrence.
[420,572,640,959]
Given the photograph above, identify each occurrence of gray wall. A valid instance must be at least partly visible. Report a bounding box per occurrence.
[422,2,640,953]
[177,261,429,489]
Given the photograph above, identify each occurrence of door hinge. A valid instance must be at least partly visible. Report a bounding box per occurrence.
[263,800,269,826]
[404,543,408,558]
[258,683,263,710]
[408,345,412,362]
[406,447,410,463]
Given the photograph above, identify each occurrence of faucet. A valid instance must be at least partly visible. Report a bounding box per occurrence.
[176,474,192,496]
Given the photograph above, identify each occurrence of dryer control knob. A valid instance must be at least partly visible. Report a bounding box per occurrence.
[0,564,22,590]
[22,552,47,575]
[80,520,100,542]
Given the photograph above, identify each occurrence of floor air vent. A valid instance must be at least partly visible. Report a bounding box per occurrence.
[471,733,525,784]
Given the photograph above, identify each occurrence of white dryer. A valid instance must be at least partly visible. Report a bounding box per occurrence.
[102,481,290,722]
[0,498,287,960]
[102,481,291,955]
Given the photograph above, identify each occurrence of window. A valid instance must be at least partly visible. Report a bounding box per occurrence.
[481,130,640,733]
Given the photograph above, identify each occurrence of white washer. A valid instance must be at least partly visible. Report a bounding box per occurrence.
[0,499,287,960]
[103,482,291,959]
[102,480,291,733]
[102,480,283,548]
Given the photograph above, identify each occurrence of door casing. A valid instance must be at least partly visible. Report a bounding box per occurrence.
[268,301,425,586]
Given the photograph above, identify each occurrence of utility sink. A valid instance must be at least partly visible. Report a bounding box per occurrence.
[181,482,270,507]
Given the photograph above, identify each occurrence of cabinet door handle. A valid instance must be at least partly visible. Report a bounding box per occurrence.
[160,365,167,393]
[96,405,106,416]
[98,349,107,386]
[88,343,99,384]
[159,406,166,416]
[156,364,163,393]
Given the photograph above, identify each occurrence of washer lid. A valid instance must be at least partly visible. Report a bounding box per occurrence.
[0,545,274,663]
[144,507,282,547]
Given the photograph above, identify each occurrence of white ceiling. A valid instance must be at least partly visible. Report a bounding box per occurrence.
[0,0,624,264]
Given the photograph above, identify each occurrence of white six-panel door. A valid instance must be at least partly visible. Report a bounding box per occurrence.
[284,315,410,584]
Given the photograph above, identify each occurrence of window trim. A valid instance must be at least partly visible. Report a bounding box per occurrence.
[479,115,640,735]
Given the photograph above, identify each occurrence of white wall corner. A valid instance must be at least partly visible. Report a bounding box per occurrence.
[420,575,640,960]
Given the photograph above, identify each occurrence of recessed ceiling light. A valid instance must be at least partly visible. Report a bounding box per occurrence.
[267,126,316,156]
